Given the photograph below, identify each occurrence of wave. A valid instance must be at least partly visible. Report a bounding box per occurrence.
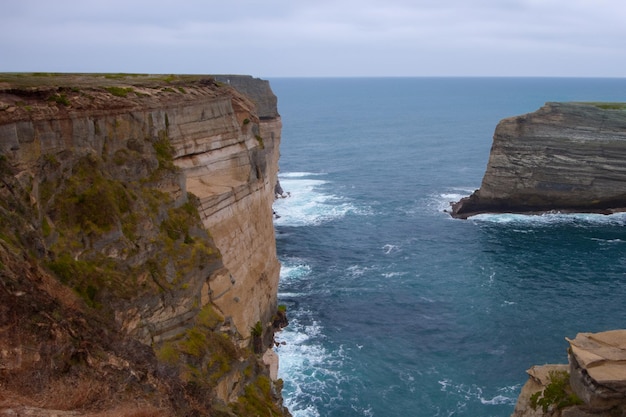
[438,379,520,408]
[590,237,625,244]
[432,187,626,227]
[470,211,626,226]
[382,243,400,254]
[427,188,477,215]
[280,260,312,283]
[279,171,327,178]
[273,172,362,227]
[275,314,346,417]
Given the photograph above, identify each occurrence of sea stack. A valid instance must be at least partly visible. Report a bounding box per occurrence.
[450,102,626,218]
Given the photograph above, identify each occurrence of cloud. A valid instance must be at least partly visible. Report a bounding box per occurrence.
[1,0,625,76]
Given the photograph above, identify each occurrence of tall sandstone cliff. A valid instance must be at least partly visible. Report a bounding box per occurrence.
[0,74,288,416]
[451,102,626,218]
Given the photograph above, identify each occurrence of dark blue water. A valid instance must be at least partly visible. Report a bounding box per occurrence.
[269,78,626,417]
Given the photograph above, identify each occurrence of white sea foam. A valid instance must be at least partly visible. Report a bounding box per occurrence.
[279,171,327,178]
[439,379,519,408]
[275,314,344,417]
[347,265,364,276]
[277,258,346,417]
[274,172,359,227]
[480,394,514,405]
[382,244,400,254]
[471,211,626,226]
[381,271,406,278]
[436,187,626,226]
[429,188,477,214]
[280,261,312,282]
[590,237,625,244]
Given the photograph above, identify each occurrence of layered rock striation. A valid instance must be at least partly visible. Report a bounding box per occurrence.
[0,73,287,416]
[451,102,626,218]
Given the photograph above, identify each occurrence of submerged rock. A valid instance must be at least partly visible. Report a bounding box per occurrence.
[451,102,626,218]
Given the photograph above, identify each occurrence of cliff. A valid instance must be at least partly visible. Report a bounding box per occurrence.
[0,73,288,416]
[511,330,626,417]
[450,102,626,218]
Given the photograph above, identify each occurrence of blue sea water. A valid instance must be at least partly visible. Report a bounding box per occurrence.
[268,78,626,417]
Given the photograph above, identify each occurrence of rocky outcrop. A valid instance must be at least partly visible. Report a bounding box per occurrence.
[214,75,280,120]
[0,73,287,416]
[451,102,626,218]
[567,331,626,412]
[512,330,626,417]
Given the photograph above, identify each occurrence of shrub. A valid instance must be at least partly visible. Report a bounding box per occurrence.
[530,370,583,412]
[48,93,70,106]
[105,86,134,97]
[251,321,263,338]
[255,135,265,149]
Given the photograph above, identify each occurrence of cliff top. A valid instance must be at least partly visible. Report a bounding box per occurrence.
[567,330,626,390]
[0,72,270,90]
[0,72,278,123]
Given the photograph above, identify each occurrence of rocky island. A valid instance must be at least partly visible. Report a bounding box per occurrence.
[0,73,289,416]
[450,102,626,218]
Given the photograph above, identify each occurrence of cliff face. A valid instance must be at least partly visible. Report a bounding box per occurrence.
[0,74,287,416]
[451,102,626,218]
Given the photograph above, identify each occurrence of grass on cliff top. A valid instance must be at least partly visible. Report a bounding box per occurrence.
[581,102,626,110]
[0,72,222,89]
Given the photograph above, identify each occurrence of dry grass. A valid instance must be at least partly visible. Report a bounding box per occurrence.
[1,383,169,416]
[40,375,111,410]
[85,404,168,417]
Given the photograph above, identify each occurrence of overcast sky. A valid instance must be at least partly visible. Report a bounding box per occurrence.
[2,0,625,77]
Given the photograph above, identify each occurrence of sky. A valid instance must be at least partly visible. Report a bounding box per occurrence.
[1,0,625,78]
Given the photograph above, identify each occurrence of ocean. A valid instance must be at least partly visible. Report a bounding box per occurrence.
[268,77,626,417]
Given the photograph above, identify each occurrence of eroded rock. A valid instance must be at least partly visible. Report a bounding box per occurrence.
[451,102,626,218]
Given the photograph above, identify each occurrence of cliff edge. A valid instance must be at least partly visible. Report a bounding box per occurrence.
[0,73,288,416]
[512,330,626,417]
[450,102,626,218]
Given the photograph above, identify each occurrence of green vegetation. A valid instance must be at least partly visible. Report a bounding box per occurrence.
[232,375,285,417]
[48,93,71,106]
[47,253,118,308]
[156,304,242,388]
[103,73,143,79]
[52,155,131,234]
[151,136,178,175]
[197,303,223,329]
[251,321,263,338]
[156,341,179,364]
[530,370,583,412]
[585,102,626,110]
[104,86,134,97]
[255,134,265,149]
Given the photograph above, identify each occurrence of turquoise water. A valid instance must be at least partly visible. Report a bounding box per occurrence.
[269,78,626,417]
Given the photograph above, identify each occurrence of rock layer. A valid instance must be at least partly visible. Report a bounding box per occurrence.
[451,102,626,218]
